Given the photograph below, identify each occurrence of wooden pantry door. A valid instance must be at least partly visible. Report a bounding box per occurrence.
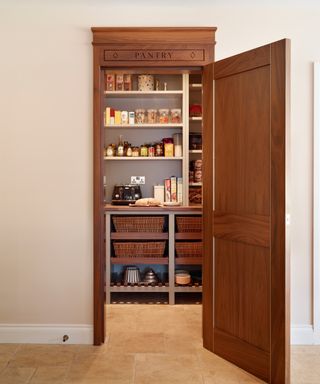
[202,39,290,383]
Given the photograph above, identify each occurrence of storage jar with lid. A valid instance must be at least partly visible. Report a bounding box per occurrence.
[147,109,157,124]
[159,109,169,124]
[170,109,182,123]
[135,109,146,124]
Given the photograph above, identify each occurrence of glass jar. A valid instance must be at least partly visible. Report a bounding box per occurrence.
[155,142,163,157]
[132,147,140,157]
[126,145,132,157]
[170,109,182,124]
[148,145,155,157]
[147,109,157,124]
[140,145,148,157]
[106,144,115,157]
[135,109,146,124]
[158,109,169,124]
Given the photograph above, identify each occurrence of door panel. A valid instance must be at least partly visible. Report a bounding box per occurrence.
[215,65,270,215]
[215,240,270,351]
[203,40,290,384]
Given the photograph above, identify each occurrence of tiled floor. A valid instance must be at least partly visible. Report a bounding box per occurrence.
[0,304,319,383]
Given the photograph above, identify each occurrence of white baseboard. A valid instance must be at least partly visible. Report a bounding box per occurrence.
[291,325,315,345]
[0,323,317,345]
[0,324,93,344]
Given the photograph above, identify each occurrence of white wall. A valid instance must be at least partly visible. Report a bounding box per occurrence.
[0,0,319,343]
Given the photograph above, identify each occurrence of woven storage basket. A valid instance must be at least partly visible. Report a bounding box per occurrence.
[176,216,202,233]
[175,242,202,258]
[113,241,166,258]
[113,216,164,232]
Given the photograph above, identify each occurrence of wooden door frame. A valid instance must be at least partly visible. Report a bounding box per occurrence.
[92,27,217,346]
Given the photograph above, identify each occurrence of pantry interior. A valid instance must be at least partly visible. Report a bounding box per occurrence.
[104,70,204,306]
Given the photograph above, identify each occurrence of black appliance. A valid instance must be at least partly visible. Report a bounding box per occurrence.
[112,184,142,205]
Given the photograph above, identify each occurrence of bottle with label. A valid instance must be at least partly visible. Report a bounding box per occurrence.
[117,135,124,156]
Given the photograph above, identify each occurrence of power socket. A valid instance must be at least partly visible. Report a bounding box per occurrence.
[131,176,145,185]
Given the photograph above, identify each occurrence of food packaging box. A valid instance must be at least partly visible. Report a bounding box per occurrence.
[154,185,164,203]
[170,177,177,202]
[177,178,183,203]
[105,73,115,91]
[116,74,124,91]
[164,179,171,202]
[115,110,122,125]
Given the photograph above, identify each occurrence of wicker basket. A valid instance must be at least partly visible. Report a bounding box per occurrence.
[176,216,202,233]
[113,241,166,258]
[113,216,165,233]
[175,242,202,258]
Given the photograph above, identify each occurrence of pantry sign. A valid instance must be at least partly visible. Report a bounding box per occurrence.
[104,49,204,62]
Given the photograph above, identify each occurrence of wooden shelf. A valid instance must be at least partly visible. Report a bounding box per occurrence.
[189,182,202,187]
[111,232,168,240]
[189,117,202,121]
[175,257,203,265]
[110,285,170,293]
[104,156,183,161]
[174,285,202,292]
[104,123,183,128]
[189,150,202,154]
[104,90,183,97]
[111,257,169,265]
[175,233,202,240]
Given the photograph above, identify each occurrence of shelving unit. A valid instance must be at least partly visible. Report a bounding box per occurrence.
[102,71,203,305]
[105,208,202,305]
[188,73,203,207]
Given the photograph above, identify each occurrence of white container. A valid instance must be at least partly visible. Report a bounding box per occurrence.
[121,111,128,125]
[129,111,135,125]
[154,185,164,203]
[173,133,182,157]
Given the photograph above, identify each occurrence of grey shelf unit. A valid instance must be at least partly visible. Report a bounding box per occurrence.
[105,207,202,305]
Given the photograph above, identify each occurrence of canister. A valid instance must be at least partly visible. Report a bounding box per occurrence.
[173,133,182,157]
[138,75,154,91]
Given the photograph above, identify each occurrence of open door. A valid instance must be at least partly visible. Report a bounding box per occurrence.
[202,40,290,383]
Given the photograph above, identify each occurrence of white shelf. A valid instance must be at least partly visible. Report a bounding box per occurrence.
[105,123,183,128]
[189,84,202,90]
[104,156,183,161]
[189,117,202,121]
[104,90,183,97]
[189,150,202,154]
[189,182,202,187]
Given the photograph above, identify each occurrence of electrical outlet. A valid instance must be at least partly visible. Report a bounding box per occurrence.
[131,176,145,185]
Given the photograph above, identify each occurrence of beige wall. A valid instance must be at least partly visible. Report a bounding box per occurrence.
[0,0,318,331]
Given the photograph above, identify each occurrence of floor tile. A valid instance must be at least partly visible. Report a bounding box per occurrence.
[108,331,165,354]
[0,366,36,384]
[9,345,74,367]
[134,353,203,384]
[0,345,20,355]
[29,366,68,383]
[65,353,135,384]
